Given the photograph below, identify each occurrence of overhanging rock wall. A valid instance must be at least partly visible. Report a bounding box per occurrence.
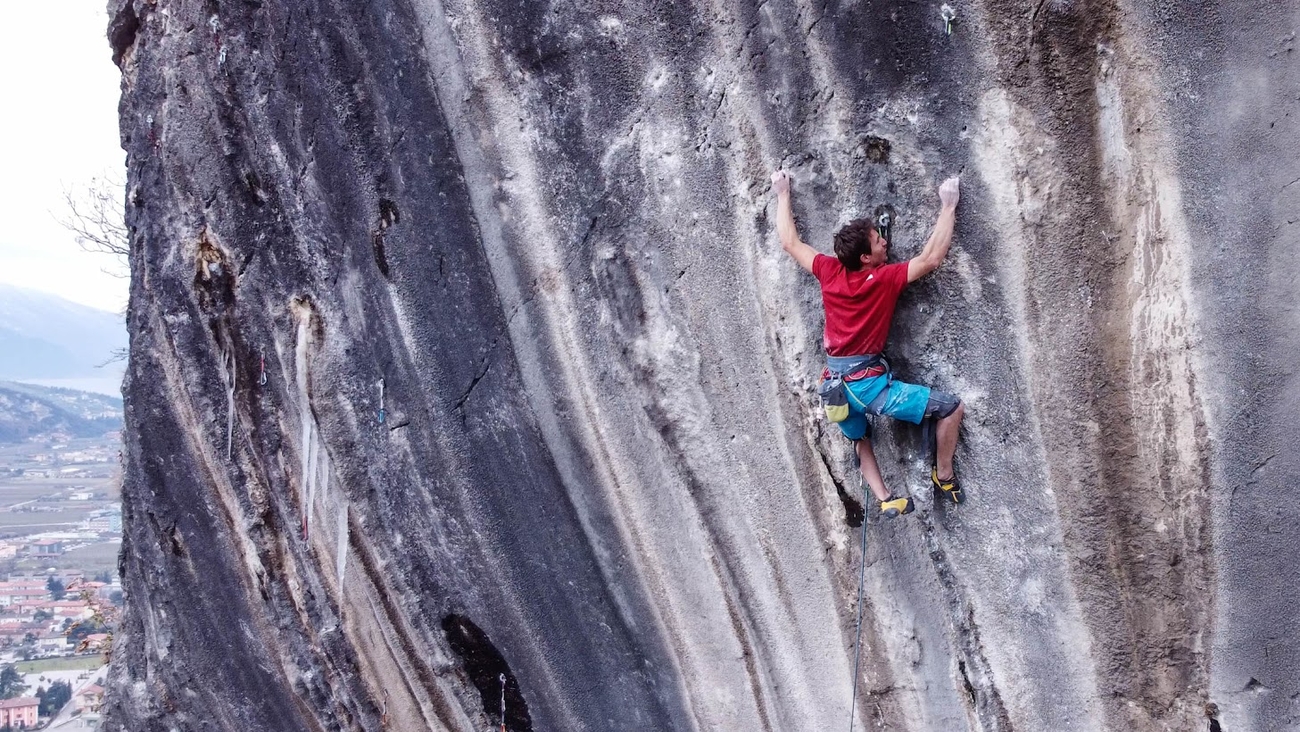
[102,0,1300,730]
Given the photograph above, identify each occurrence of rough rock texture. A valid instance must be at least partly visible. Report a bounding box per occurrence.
[102,0,1298,730]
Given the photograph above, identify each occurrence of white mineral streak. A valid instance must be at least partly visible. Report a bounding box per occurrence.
[1097,39,1206,505]
[970,85,1107,732]
[335,503,349,587]
[223,347,236,459]
[1097,27,1212,728]
[294,300,315,538]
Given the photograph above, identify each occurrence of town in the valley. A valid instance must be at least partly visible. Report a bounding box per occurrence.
[0,431,123,731]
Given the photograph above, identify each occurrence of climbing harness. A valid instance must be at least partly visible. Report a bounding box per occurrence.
[377,378,387,425]
[940,4,957,35]
[822,354,891,428]
[499,673,507,732]
[258,355,267,386]
[821,355,887,424]
[847,475,871,732]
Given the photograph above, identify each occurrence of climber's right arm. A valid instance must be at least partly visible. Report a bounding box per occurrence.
[907,176,960,283]
[772,170,817,273]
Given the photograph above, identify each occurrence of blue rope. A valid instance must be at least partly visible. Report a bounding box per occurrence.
[847,475,870,732]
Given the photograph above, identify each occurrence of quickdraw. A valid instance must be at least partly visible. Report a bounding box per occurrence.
[940,4,957,35]
[873,204,895,246]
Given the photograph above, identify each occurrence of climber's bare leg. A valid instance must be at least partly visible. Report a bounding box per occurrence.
[935,402,964,481]
[855,439,891,502]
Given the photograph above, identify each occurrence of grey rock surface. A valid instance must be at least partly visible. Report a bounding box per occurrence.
[101,0,1298,730]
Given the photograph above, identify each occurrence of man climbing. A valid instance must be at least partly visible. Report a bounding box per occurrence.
[771,170,965,517]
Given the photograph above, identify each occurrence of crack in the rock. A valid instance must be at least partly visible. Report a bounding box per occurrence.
[579,215,599,249]
[1250,453,1277,476]
[453,346,496,414]
[816,449,864,528]
[916,512,1014,731]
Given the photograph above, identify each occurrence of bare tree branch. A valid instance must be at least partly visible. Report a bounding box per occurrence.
[96,347,129,368]
[55,174,128,275]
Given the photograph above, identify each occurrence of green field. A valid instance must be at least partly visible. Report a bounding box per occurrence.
[14,655,104,674]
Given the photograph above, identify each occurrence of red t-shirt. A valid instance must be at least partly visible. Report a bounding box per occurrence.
[812,254,909,357]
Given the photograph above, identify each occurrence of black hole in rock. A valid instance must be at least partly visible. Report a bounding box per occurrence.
[837,486,864,528]
[372,232,390,279]
[109,2,140,67]
[167,525,185,556]
[863,136,891,164]
[441,614,532,731]
[380,198,401,227]
[244,172,265,206]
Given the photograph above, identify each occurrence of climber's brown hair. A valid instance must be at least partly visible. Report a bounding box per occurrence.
[833,219,877,271]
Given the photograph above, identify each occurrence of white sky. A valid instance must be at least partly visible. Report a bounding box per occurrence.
[0,1,127,313]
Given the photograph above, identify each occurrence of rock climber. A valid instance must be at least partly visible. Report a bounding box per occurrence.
[771,170,965,517]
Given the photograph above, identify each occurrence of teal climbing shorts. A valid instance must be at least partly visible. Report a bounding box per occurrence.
[836,375,959,441]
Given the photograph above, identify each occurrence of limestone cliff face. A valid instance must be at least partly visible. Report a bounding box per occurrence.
[102,0,1299,730]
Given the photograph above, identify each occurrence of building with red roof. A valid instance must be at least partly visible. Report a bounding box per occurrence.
[75,684,104,713]
[0,696,38,727]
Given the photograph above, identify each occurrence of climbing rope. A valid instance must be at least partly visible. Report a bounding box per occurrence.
[847,475,871,732]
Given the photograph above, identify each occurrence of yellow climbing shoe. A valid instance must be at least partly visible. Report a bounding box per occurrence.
[932,467,964,504]
[880,495,914,518]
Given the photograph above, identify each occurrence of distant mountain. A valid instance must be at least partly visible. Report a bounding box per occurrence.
[0,382,122,443]
[0,285,126,393]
